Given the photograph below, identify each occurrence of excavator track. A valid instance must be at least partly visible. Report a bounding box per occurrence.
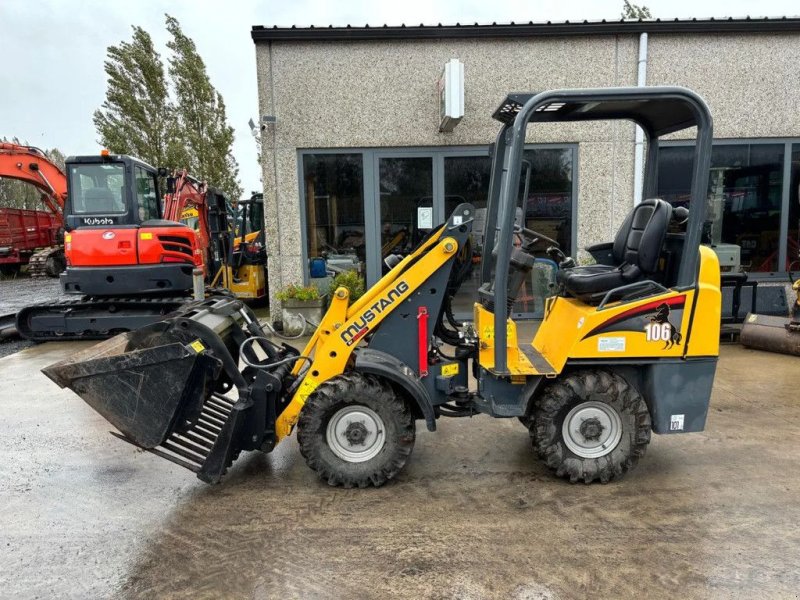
[27,246,65,278]
[16,294,191,341]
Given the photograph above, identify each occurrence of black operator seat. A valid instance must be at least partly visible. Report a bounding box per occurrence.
[557,198,673,302]
[83,187,116,213]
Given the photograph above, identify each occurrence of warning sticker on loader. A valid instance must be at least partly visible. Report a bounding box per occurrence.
[670,414,685,431]
[440,363,459,377]
[296,379,319,403]
[597,336,626,352]
[190,340,206,354]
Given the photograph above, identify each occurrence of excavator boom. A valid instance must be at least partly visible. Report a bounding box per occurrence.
[0,143,67,217]
[0,143,67,276]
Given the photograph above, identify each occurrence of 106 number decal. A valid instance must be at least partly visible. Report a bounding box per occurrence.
[644,322,674,342]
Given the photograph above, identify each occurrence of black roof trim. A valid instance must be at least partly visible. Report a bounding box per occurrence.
[251,17,800,42]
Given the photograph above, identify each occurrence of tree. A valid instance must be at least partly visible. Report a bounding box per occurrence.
[165,15,242,201]
[93,26,187,170]
[621,1,652,19]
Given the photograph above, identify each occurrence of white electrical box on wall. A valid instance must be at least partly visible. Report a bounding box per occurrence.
[438,59,464,132]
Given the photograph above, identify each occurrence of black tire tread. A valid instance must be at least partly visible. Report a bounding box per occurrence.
[531,369,651,484]
[297,372,415,488]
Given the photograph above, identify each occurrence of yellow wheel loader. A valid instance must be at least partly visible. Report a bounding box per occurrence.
[43,87,721,486]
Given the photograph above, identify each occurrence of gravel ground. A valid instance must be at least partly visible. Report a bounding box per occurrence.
[0,275,63,358]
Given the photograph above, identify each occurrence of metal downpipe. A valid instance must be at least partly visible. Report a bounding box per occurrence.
[633,32,649,206]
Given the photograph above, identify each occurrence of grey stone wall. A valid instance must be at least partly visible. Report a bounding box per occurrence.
[255,30,800,316]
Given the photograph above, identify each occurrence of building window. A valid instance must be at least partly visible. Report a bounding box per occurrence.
[299,145,576,317]
[522,148,575,255]
[789,145,800,271]
[302,153,366,284]
[378,157,433,258]
[658,142,786,273]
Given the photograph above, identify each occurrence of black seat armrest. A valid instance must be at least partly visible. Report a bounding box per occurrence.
[585,242,615,266]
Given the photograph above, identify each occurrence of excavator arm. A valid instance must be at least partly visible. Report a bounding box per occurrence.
[0,143,67,217]
[163,170,212,252]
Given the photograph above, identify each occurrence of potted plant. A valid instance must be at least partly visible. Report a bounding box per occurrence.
[328,270,366,305]
[276,284,326,333]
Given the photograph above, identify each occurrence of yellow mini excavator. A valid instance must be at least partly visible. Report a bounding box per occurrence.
[44,86,721,486]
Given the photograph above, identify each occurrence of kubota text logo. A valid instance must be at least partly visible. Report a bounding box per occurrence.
[340,280,410,347]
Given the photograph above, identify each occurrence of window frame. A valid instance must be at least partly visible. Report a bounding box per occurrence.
[134,165,161,222]
[297,144,579,291]
[660,138,796,279]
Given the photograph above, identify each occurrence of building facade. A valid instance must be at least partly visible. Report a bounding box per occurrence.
[252,18,800,317]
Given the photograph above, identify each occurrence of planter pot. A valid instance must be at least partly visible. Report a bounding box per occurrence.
[281,296,326,335]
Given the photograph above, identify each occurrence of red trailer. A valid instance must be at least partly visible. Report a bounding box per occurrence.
[0,208,61,275]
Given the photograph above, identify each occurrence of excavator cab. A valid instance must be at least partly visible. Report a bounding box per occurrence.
[64,154,161,228]
[45,86,722,487]
[61,154,202,296]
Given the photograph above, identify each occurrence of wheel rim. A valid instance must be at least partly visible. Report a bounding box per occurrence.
[326,405,386,463]
[561,401,623,459]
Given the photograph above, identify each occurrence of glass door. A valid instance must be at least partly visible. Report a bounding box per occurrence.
[444,148,575,319]
[369,154,434,283]
[444,154,492,316]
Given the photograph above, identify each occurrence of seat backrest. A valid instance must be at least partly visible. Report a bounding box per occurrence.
[611,198,672,274]
[83,187,115,213]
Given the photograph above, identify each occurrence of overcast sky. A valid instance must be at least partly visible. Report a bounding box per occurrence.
[1,0,798,196]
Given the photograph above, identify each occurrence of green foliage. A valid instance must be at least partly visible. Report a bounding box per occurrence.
[276,284,322,302]
[330,270,366,303]
[165,14,242,202]
[621,1,652,19]
[0,138,67,210]
[93,27,187,170]
[92,18,241,201]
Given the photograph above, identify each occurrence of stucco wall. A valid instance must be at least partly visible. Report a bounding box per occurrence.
[254,30,800,315]
[647,33,800,139]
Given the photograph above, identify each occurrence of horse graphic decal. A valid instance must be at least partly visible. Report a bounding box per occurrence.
[647,302,683,349]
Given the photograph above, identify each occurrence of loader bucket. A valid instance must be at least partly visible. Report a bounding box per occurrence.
[42,323,214,448]
[740,313,800,357]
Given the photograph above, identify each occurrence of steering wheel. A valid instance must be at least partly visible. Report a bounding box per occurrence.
[514,225,559,249]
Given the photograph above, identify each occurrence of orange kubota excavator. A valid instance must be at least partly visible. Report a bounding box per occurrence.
[15,151,246,340]
[0,143,67,276]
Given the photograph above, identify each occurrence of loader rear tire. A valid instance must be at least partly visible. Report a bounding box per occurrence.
[531,370,651,484]
[297,372,415,488]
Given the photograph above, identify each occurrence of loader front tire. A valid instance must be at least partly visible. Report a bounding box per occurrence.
[297,372,415,488]
[531,370,651,484]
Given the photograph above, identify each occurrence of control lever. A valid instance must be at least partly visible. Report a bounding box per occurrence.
[547,246,575,269]
[673,206,689,224]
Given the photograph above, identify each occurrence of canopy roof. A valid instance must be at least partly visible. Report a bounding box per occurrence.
[492,87,709,137]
